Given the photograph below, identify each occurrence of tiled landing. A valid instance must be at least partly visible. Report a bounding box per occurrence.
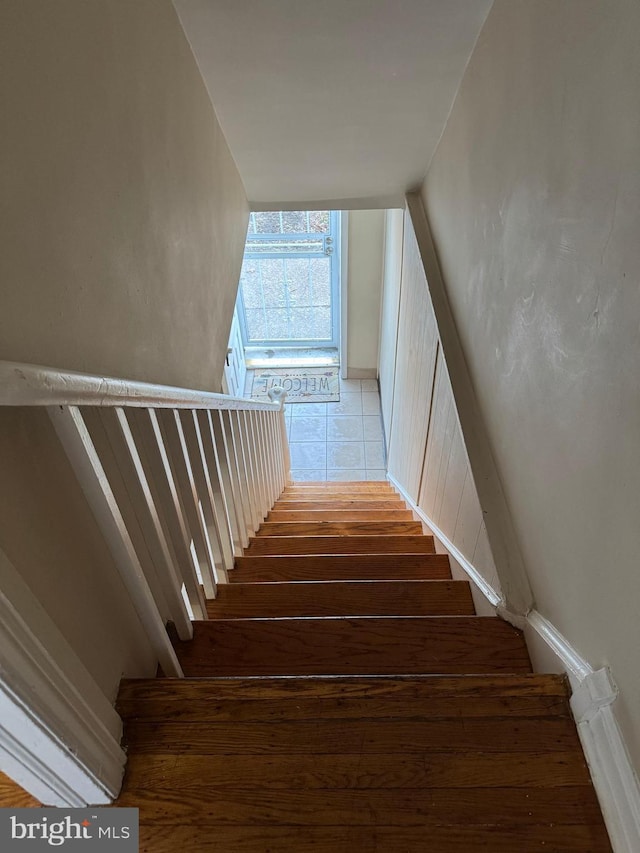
[284,378,386,482]
[243,372,387,482]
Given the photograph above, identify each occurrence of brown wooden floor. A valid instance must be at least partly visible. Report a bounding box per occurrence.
[116,481,611,850]
[0,772,40,807]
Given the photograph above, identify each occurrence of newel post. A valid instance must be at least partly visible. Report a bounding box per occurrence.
[267,386,291,485]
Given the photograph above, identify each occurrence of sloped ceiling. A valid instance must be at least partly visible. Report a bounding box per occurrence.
[173,0,493,208]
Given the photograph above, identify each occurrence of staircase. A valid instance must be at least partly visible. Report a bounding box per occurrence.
[117,481,612,852]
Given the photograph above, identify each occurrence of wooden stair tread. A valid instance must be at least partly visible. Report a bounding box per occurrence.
[256,520,424,536]
[112,479,611,852]
[274,500,406,511]
[125,715,577,754]
[172,617,532,676]
[267,509,414,522]
[118,674,571,721]
[122,747,589,789]
[284,482,395,490]
[205,580,474,617]
[233,553,451,581]
[278,492,402,502]
[117,784,603,827]
[244,534,435,555]
[133,823,611,853]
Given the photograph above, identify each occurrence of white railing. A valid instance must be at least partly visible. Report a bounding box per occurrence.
[0,361,290,678]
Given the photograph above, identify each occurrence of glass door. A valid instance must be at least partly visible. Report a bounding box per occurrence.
[236,210,340,348]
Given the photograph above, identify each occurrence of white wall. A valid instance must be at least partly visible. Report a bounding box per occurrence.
[345,210,385,378]
[0,0,249,699]
[422,0,640,770]
[0,0,248,393]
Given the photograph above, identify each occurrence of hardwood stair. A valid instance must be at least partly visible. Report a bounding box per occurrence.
[117,480,612,851]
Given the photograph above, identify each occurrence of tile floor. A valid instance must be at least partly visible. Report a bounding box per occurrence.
[286,378,387,482]
[245,373,387,482]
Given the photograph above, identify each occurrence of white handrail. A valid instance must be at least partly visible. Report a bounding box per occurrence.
[2,359,289,679]
[0,361,279,411]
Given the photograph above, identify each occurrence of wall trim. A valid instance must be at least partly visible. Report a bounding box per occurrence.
[526,609,592,683]
[526,616,640,853]
[0,548,126,805]
[388,473,502,608]
[387,477,639,852]
[339,211,349,379]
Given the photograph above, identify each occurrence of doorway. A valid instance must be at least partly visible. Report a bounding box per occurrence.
[236,210,340,357]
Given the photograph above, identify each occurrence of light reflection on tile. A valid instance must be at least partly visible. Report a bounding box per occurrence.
[327,415,364,442]
[290,442,327,469]
[290,417,327,442]
[327,442,365,470]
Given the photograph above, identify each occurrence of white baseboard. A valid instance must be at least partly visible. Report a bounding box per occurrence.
[526,615,640,853]
[387,472,640,853]
[387,474,502,610]
[345,367,377,380]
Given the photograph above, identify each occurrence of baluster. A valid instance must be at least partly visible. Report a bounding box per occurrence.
[48,405,183,677]
[128,409,206,620]
[93,407,192,640]
[253,410,269,518]
[192,409,235,573]
[268,386,290,489]
[275,408,287,492]
[232,409,259,534]
[80,408,171,625]
[267,407,283,493]
[156,409,217,599]
[225,410,255,539]
[269,409,283,496]
[178,410,231,586]
[242,410,263,527]
[212,409,248,551]
[264,410,278,506]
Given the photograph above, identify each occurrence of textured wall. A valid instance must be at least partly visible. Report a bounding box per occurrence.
[422,0,640,768]
[0,0,249,698]
[0,0,248,392]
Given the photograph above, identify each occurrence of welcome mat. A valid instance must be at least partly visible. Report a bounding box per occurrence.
[251,367,339,403]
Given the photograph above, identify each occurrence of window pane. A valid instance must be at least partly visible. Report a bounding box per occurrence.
[253,212,281,233]
[308,211,330,233]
